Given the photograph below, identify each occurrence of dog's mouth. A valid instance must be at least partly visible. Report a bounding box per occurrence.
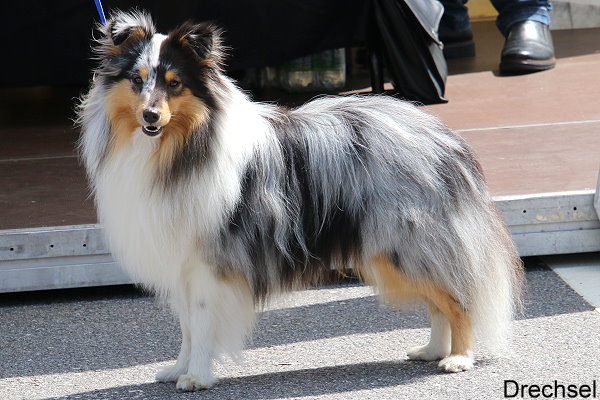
[142,125,163,137]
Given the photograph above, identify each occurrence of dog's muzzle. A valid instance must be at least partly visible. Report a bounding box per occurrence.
[142,125,163,136]
[142,109,164,137]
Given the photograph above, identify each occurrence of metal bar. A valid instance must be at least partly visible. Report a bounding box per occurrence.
[594,169,600,218]
[0,225,107,261]
[1,190,599,292]
[0,255,132,293]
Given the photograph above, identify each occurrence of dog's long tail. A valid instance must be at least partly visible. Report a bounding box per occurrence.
[457,198,524,353]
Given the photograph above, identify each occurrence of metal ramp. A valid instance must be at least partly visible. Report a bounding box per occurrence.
[1,188,599,293]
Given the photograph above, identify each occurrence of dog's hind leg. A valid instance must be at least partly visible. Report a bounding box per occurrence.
[407,303,451,361]
[363,255,474,372]
[421,288,474,372]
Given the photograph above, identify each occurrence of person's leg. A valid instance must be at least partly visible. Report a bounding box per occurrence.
[439,0,471,33]
[438,0,475,58]
[490,0,551,36]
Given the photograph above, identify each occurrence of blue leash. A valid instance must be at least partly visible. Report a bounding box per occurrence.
[94,0,107,24]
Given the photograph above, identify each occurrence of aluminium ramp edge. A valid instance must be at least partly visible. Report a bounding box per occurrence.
[1,191,599,293]
[496,190,600,257]
[0,225,132,293]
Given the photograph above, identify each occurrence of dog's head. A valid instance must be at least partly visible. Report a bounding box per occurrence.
[93,10,223,142]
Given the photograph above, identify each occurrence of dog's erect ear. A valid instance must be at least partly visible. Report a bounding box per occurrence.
[184,24,216,60]
[169,22,224,67]
[96,10,155,51]
[109,24,144,47]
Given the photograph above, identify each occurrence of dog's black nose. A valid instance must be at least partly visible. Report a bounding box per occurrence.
[143,110,160,124]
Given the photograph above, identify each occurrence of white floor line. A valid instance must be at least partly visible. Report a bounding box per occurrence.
[0,155,77,163]
[456,119,600,133]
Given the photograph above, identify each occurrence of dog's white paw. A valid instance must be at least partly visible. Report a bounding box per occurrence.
[438,354,474,372]
[155,363,187,382]
[176,374,217,392]
[407,344,450,361]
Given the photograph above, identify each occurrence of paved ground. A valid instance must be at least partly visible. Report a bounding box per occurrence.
[1,260,599,400]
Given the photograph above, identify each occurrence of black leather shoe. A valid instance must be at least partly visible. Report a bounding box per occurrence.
[500,20,555,75]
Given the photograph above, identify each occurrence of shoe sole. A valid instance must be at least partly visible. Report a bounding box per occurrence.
[499,58,556,75]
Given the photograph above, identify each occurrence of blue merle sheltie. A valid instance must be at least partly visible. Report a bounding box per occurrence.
[77,10,524,392]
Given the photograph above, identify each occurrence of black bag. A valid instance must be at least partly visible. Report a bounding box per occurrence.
[371,0,448,104]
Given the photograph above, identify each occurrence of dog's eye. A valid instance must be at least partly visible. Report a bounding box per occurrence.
[132,76,143,85]
[169,80,181,88]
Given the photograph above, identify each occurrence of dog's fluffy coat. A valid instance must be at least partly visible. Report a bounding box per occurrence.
[78,10,523,391]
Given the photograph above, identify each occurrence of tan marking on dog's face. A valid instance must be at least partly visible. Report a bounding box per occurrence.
[104,80,141,154]
[361,255,473,356]
[165,70,179,84]
[104,75,209,172]
[151,88,209,171]
[138,67,149,80]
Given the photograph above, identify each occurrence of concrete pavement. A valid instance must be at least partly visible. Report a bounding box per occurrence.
[1,260,599,399]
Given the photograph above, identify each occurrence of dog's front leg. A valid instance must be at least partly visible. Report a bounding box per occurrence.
[155,305,191,382]
[175,296,217,391]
